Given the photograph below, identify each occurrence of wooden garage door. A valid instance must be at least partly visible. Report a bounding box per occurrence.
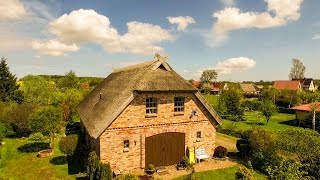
[145,132,185,167]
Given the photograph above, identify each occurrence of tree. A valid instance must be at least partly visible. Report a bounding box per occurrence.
[29,106,62,148]
[0,57,23,103]
[219,89,244,121]
[200,70,217,83]
[21,75,56,105]
[289,59,305,80]
[58,70,79,89]
[260,100,277,123]
[61,89,83,123]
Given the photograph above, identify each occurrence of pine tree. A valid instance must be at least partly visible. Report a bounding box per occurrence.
[0,57,23,103]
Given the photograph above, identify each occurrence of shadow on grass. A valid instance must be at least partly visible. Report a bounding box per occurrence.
[75,177,88,180]
[279,119,297,126]
[17,142,50,153]
[50,156,68,165]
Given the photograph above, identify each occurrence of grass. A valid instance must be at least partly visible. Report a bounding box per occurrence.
[174,165,266,180]
[202,94,219,108]
[221,112,297,133]
[0,138,83,180]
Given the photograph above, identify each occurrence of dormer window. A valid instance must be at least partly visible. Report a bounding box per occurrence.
[174,97,185,112]
[146,97,157,114]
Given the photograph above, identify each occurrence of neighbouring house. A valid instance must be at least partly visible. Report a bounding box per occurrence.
[210,82,228,95]
[77,54,222,173]
[191,80,201,89]
[291,102,320,123]
[239,83,260,94]
[299,78,315,91]
[273,80,301,91]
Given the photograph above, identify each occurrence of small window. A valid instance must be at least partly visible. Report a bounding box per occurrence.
[196,131,202,138]
[174,97,185,112]
[146,97,157,114]
[124,140,129,148]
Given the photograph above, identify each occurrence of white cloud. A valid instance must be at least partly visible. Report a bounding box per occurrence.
[33,9,173,56]
[0,0,27,20]
[209,0,304,46]
[220,0,236,7]
[31,40,79,56]
[312,33,320,40]
[214,57,256,75]
[167,16,196,31]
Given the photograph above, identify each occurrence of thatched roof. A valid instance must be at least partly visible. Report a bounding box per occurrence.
[77,56,221,138]
[239,83,257,93]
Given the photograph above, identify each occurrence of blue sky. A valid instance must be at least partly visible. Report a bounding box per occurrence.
[0,0,320,81]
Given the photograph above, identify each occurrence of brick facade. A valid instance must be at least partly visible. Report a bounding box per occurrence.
[92,92,217,173]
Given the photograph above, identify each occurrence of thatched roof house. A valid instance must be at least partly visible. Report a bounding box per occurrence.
[77,54,222,172]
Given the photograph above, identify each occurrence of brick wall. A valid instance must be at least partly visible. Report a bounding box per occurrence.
[99,92,218,173]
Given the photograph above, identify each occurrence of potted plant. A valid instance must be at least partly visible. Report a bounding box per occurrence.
[177,156,189,170]
[145,164,156,175]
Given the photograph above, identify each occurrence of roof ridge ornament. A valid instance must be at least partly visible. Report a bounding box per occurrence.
[152,53,171,71]
[154,53,168,63]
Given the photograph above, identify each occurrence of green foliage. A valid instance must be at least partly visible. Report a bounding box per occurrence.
[235,167,255,180]
[28,133,47,142]
[96,162,113,180]
[29,106,62,147]
[0,57,23,103]
[21,75,56,105]
[259,100,277,123]
[219,89,244,120]
[87,151,100,180]
[61,89,84,123]
[266,159,308,180]
[214,146,228,158]
[6,103,36,137]
[114,174,139,180]
[58,70,79,89]
[59,134,79,155]
[0,122,6,141]
[200,70,217,83]
[87,151,112,180]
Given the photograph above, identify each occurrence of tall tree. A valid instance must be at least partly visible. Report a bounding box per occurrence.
[59,70,79,89]
[289,59,305,80]
[0,57,23,103]
[200,70,218,83]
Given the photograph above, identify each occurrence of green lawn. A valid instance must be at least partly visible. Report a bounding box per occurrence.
[0,138,83,180]
[202,94,219,108]
[221,112,297,133]
[174,165,266,180]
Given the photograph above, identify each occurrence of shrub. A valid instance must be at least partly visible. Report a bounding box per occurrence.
[235,167,255,180]
[114,174,139,180]
[96,162,113,180]
[29,133,47,142]
[87,151,100,180]
[0,122,6,142]
[214,146,228,158]
[59,134,78,156]
[236,139,252,157]
[266,159,308,180]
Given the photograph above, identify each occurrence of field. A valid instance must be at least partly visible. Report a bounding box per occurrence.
[0,138,83,180]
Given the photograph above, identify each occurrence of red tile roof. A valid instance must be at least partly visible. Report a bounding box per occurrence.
[291,102,320,112]
[191,81,201,88]
[273,80,301,91]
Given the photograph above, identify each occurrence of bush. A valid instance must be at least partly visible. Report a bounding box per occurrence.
[87,151,100,180]
[29,133,47,142]
[235,167,255,180]
[236,139,251,157]
[214,146,228,158]
[266,159,308,180]
[86,151,113,180]
[114,174,139,180]
[96,162,113,180]
[0,122,6,142]
[59,134,78,156]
